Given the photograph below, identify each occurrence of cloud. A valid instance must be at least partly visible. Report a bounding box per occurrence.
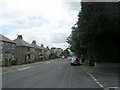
[63,2,81,11]
[0,0,80,49]
[50,33,69,43]
[7,23,71,49]
[13,16,28,24]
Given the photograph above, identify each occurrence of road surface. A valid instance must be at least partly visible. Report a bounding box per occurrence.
[2,58,103,89]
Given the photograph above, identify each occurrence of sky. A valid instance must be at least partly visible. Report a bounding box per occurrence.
[0,0,81,50]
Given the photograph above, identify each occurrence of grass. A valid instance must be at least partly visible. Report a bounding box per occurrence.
[30,61,45,67]
[0,69,16,73]
[0,60,49,74]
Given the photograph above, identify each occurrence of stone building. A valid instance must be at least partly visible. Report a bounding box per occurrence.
[0,34,16,66]
[14,35,35,64]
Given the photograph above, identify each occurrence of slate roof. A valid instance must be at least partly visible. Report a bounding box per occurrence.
[0,34,16,43]
[39,46,45,50]
[31,41,45,50]
[44,46,49,51]
[31,43,41,49]
[32,44,45,50]
[14,36,34,47]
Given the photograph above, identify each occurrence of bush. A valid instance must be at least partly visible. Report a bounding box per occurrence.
[38,56,44,61]
[49,54,58,60]
[11,59,18,65]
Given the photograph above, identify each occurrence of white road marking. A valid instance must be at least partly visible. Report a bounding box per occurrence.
[81,66,104,88]
[108,87,120,90]
[87,72,104,88]
[46,61,51,64]
[18,66,33,71]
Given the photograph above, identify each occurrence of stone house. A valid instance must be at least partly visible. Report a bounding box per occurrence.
[39,44,45,56]
[50,47,63,58]
[50,47,56,54]
[14,35,35,64]
[0,34,16,66]
[56,48,63,57]
[31,40,41,61]
[44,46,50,60]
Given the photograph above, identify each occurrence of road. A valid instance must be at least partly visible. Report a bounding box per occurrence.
[2,58,103,89]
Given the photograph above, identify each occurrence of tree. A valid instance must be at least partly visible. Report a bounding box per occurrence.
[67,2,120,65]
[67,26,82,58]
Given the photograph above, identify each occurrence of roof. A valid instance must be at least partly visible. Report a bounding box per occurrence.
[31,43,41,49]
[14,38,34,47]
[39,46,45,50]
[51,47,56,49]
[31,41,45,50]
[44,46,49,51]
[0,34,16,43]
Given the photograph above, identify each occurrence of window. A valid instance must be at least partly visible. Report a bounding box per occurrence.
[31,48,35,52]
[4,53,11,59]
[2,42,4,45]
[0,53,3,61]
[27,54,30,59]
[27,47,30,52]
[12,44,15,50]
[0,42,2,49]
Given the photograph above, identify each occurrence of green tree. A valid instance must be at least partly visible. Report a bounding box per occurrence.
[67,26,82,57]
[67,2,120,65]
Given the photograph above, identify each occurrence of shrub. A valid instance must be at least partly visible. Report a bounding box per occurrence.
[38,56,44,61]
[11,59,18,65]
[49,53,58,60]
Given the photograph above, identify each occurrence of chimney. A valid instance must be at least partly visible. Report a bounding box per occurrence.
[32,40,36,44]
[17,35,22,40]
[41,44,44,47]
[46,46,49,50]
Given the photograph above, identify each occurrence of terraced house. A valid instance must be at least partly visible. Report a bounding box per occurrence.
[44,46,50,60]
[56,48,63,57]
[39,44,45,56]
[14,35,35,64]
[31,40,41,61]
[0,34,16,66]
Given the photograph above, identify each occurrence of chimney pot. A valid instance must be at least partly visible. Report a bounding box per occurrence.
[17,35,22,40]
[32,40,36,44]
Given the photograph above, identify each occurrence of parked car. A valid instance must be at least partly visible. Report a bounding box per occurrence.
[71,56,80,66]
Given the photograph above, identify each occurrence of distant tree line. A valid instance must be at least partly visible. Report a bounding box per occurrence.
[67,2,120,65]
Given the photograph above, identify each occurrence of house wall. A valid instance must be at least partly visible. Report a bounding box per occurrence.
[39,49,44,56]
[35,49,40,60]
[14,47,26,64]
[0,51,3,66]
[1,41,15,66]
[28,47,35,62]
[14,46,35,64]
[44,50,50,60]
[0,42,3,66]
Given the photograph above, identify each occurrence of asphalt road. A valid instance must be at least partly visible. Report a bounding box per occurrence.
[2,58,102,89]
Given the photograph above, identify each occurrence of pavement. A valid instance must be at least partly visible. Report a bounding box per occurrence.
[81,62,120,90]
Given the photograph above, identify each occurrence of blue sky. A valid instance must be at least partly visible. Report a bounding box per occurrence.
[0,0,80,50]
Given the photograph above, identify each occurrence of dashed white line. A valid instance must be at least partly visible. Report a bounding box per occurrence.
[81,66,104,88]
[108,87,120,90]
[18,66,33,71]
[46,61,51,64]
[87,72,104,88]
